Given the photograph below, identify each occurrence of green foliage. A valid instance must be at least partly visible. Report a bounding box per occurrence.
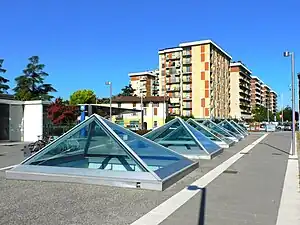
[276,106,299,122]
[251,105,274,122]
[119,84,135,96]
[13,56,56,100]
[97,97,110,104]
[70,89,96,105]
[0,59,10,94]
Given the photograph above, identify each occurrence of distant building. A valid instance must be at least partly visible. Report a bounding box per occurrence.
[129,70,159,97]
[269,90,277,114]
[229,61,252,119]
[100,96,169,130]
[158,39,231,118]
[250,76,263,109]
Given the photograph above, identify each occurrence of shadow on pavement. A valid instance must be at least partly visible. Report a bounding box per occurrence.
[259,142,290,155]
[187,185,206,225]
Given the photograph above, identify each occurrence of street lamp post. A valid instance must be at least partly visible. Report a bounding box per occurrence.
[105,81,112,120]
[283,51,295,155]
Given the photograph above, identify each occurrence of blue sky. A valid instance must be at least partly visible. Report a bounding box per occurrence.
[0,0,299,107]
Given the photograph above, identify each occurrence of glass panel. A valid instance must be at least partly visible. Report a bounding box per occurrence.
[187,120,220,141]
[104,119,190,178]
[185,123,221,153]
[230,121,248,135]
[201,120,234,138]
[219,121,243,137]
[24,118,146,172]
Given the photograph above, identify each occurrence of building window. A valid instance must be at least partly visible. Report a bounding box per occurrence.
[118,103,121,108]
[154,108,158,116]
[144,108,147,116]
[133,103,136,107]
[154,121,158,128]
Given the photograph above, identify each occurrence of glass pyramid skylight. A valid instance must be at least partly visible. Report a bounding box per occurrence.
[6,114,198,191]
[218,120,245,139]
[144,117,223,160]
[195,119,240,142]
[187,119,234,148]
[229,120,249,136]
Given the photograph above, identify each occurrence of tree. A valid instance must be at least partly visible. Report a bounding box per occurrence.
[277,106,299,122]
[119,84,135,96]
[97,97,110,104]
[70,89,96,105]
[13,56,56,100]
[47,98,78,125]
[0,59,10,94]
[252,105,274,122]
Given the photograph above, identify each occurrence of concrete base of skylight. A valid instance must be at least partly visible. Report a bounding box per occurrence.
[5,162,199,191]
[182,148,224,160]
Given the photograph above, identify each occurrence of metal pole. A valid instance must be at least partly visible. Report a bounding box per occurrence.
[163,95,165,123]
[281,93,284,124]
[109,83,112,121]
[267,100,270,123]
[291,52,295,155]
[140,87,144,129]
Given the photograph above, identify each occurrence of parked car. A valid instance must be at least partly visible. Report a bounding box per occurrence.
[284,124,292,131]
[276,123,285,130]
[126,124,139,131]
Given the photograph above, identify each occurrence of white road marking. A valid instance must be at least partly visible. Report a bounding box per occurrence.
[276,138,300,225]
[0,165,17,171]
[130,133,268,225]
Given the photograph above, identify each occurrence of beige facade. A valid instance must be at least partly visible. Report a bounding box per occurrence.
[229,62,252,119]
[129,70,159,97]
[101,96,168,130]
[158,40,231,118]
[270,91,277,114]
[250,76,262,109]
[261,84,271,110]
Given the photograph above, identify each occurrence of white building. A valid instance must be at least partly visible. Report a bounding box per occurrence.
[0,94,50,142]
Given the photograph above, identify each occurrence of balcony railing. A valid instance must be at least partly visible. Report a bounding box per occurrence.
[183,77,192,83]
[182,59,192,64]
[166,78,180,84]
[183,50,191,56]
[183,86,192,91]
[182,103,192,109]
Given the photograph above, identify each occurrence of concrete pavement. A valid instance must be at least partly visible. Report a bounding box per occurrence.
[0,133,298,225]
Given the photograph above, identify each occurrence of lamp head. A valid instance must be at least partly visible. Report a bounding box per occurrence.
[105,81,111,85]
[283,51,290,57]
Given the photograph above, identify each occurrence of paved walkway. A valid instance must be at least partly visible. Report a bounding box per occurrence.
[137,132,293,225]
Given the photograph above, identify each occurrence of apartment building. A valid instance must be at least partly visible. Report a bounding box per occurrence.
[229,62,252,119]
[250,76,263,109]
[270,91,277,114]
[158,40,232,118]
[261,84,271,110]
[129,70,159,97]
[101,96,169,130]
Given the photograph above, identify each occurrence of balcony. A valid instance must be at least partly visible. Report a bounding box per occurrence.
[182,69,192,75]
[168,103,180,108]
[183,76,192,83]
[182,103,192,109]
[182,59,192,65]
[183,96,192,101]
[183,50,191,56]
[167,86,180,92]
[183,86,192,92]
[166,78,180,84]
